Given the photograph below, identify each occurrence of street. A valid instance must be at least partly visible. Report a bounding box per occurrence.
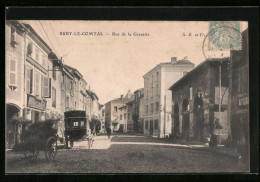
[6,134,248,173]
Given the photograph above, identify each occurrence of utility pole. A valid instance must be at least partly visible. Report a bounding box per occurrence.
[218,61,222,135]
[164,95,166,138]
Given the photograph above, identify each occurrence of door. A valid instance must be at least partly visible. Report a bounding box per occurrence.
[150,120,153,135]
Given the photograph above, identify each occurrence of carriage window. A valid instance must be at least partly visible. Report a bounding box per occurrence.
[80,121,84,127]
[73,122,79,127]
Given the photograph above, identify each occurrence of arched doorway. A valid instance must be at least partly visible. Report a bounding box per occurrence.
[182,98,190,140]
[173,103,180,137]
[6,103,21,148]
[193,92,204,141]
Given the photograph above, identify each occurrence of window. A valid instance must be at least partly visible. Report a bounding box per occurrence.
[9,59,17,86]
[27,42,33,55]
[239,65,248,94]
[70,80,74,95]
[73,121,79,127]
[156,72,159,81]
[156,84,159,96]
[120,114,122,120]
[26,66,33,93]
[147,90,148,99]
[152,75,153,84]
[10,27,16,43]
[52,87,56,107]
[150,103,154,114]
[42,55,47,69]
[52,64,56,80]
[151,86,153,98]
[124,113,126,119]
[80,121,85,127]
[190,87,193,100]
[154,120,159,130]
[145,120,148,130]
[42,76,50,97]
[128,113,130,119]
[114,106,118,112]
[155,102,159,113]
[34,71,40,95]
[75,101,77,109]
[35,49,39,62]
[66,96,70,108]
[146,105,148,116]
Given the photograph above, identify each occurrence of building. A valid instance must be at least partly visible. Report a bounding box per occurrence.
[230,29,249,161]
[105,92,134,132]
[133,88,144,133]
[143,57,195,138]
[169,58,230,143]
[64,64,87,111]
[126,100,135,133]
[118,104,127,133]
[6,21,64,148]
[85,89,102,134]
[6,21,28,148]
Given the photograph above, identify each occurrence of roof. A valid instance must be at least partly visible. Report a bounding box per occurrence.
[176,59,194,65]
[168,58,230,91]
[64,64,84,80]
[23,23,52,52]
[143,59,194,78]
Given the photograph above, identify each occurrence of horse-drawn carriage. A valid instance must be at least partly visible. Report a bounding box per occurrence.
[13,119,58,161]
[64,110,94,149]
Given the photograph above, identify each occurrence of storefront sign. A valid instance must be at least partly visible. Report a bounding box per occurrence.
[27,94,47,111]
[239,97,249,106]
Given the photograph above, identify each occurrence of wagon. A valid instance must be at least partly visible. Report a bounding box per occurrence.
[14,120,58,161]
[64,110,94,149]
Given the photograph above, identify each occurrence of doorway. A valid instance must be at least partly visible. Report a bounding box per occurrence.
[150,120,153,135]
[6,104,20,148]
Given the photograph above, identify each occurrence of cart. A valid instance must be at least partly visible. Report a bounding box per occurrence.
[14,120,58,161]
[64,110,94,149]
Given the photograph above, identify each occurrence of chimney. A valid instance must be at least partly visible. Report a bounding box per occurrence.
[120,95,123,100]
[171,57,177,64]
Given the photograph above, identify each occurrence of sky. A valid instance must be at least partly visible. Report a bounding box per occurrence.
[25,21,248,104]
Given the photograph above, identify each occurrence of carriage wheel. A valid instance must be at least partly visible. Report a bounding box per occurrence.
[70,140,74,148]
[45,137,57,161]
[32,150,39,160]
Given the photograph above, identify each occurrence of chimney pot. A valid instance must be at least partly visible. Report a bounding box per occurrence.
[171,57,177,64]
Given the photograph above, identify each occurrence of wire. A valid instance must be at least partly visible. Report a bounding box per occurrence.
[38,21,58,54]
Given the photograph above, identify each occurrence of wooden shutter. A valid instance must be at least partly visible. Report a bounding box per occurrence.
[30,69,33,93]
[42,76,50,98]
[9,60,16,85]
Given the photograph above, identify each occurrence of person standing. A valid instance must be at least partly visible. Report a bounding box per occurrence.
[107,127,111,139]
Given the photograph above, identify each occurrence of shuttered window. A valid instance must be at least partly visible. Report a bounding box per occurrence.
[26,67,33,93]
[42,55,47,69]
[52,87,56,107]
[35,49,39,62]
[42,76,50,97]
[9,59,16,86]
[10,27,16,42]
[35,71,40,95]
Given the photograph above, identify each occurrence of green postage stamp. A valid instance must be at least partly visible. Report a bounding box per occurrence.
[209,21,241,51]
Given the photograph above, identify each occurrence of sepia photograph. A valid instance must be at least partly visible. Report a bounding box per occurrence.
[5,17,251,173]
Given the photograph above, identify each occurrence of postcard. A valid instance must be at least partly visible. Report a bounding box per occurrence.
[5,18,250,173]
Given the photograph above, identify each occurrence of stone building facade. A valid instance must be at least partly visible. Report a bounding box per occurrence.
[169,58,230,143]
[230,29,249,161]
[143,57,194,138]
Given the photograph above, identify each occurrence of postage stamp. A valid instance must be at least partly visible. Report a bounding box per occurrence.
[208,21,241,51]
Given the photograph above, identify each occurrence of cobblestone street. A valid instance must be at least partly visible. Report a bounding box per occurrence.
[6,134,248,173]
